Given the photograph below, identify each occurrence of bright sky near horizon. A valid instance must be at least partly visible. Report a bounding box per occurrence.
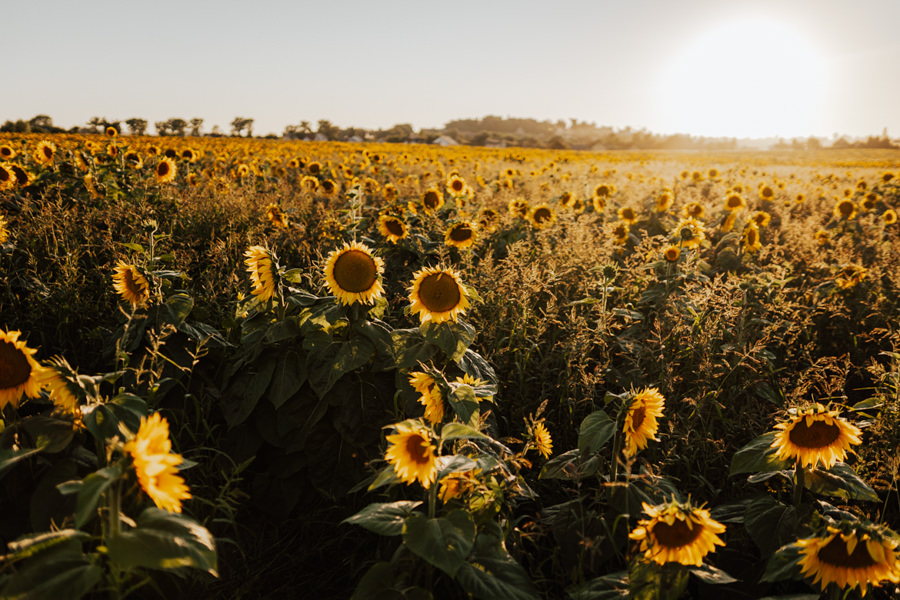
[6,0,900,140]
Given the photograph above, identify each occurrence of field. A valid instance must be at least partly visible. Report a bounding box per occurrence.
[1,132,899,599]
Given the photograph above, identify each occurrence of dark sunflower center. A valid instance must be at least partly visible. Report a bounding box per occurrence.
[0,341,31,389]
[762,187,773,198]
[630,405,646,431]
[12,166,28,185]
[818,537,877,568]
[728,196,741,207]
[653,517,703,548]
[405,434,430,465]
[622,208,635,220]
[788,418,841,448]
[423,191,440,208]
[451,180,464,192]
[322,181,335,193]
[334,250,377,293]
[42,146,53,160]
[157,162,170,177]
[680,227,694,241]
[123,270,145,296]
[308,163,321,174]
[385,219,405,237]
[418,273,462,313]
[839,202,853,216]
[666,249,679,261]
[747,229,758,245]
[0,168,10,183]
[449,224,473,242]
[0,148,11,158]
[534,208,552,223]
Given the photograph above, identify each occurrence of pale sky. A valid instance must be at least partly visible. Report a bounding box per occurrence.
[5,0,900,139]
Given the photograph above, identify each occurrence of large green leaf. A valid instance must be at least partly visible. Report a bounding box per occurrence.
[268,349,308,409]
[440,423,489,442]
[688,563,737,585]
[402,510,476,577]
[759,541,803,583]
[539,449,605,480]
[20,416,75,453]
[0,558,101,600]
[391,329,437,371]
[420,320,475,361]
[578,410,616,455]
[73,465,122,529]
[107,508,218,576]
[165,292,194,327]
[0,447,44,479]
[729,432,792,476]
[456,349,497,385]
[342,501,423,536]
[805,463,879,502]
[744,496,799,556]
[308,336,375,398]
[455,531,540,600]
[221,351,278,428]
[447,385,479,423]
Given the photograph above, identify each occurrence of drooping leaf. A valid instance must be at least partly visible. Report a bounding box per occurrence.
[165,292,194,327]
[73,465,122,529]
[455,531,540,600]
[402,510,476,577]
[268,349,308,409]
[578,410,616,455]
[805,463,880,502]
[447,384,479,423]
[729,432,792,476]
[440,423,489,442]
[342,501,423,536]
[744,496,799,556]
[0,447,44,479]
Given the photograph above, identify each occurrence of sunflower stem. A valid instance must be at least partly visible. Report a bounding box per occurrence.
[793,460,805,507]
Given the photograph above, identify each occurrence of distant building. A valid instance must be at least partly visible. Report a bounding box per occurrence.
[432,135,459,146]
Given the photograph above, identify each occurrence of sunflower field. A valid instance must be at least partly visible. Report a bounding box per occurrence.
[1,130,899,599]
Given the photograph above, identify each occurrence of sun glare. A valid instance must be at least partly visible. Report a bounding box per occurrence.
[658,17,829,139]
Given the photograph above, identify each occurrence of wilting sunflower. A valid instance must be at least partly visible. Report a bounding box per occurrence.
[408,266,471,324]
[835,264,868,290]
[617,206,639,224]
[833,198,857,220]
[530,204,556,229]
[438,470,480,503]
[113,262,151,307]
[721,212,737,233]
[155,157,177,184]
[611,221,630,245]
[410,371,444,425]
[655,191,674,213]
[324,241,385,305]
[882,209,897,225]
[771,403,862,469]
[795,521,900,596]
[743,223,763,254]
[622,387,665,458]
[663,244,680,262]
[37,356,81,413]
[32,140,56,166]
[477,208,499,233]
[532,422,553,458]
[125,413,191,513]
[444,221,477,250]
[508,197,530,218]
[378,215,409,243]
[752,211,771,227]
[384,421,438,488]
[0,329,45,409]
[265,204,289,229]
[682,202,704,219]
[123,151,143,169]
[670,216,706,249]
[629,498,726,566]
[244,246,277,303]
[422,186,444,212]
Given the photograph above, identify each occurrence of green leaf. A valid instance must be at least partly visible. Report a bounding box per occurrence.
[402,510,476,577]
[539,449,605,480]
[0,447,43,479]
[73,465,122,529]
[6,529,88,559]
[420,320,475,361]
[440,423,488,442]
[165,292,194,327]
[455,531,540,600]
[20,416,75,453]
[107,508,218,576]
[367,464,400,491]
[268,349,308,409]
[805,463,880,502]
[729,432,792,476]
[744,496,799,556]
[688,563,737,585]
[342,501,423,536]
[567,572,629,600]
[456,349,497,385]
[351,562,404,600]
[447,384,479,423]
[120,242,145,253]
[759,541,803,583]
[221,352,278,428]
[0,559,101,600]
[352,318,394,350]
[578,410,616,455]
[391,329,437,371]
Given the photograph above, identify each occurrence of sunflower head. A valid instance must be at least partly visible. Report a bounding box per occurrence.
[477,208,499,233]
[324,241,385,306]
[815,229,830,246]
[113,262,151,307]
[628,497,726,566]
[244,246,278,303]
[796,520,900,596]
[529,205,556,229]
[422,187,444,212]
[670,216,706,249]
[378,215,409,243]
[759,184,775,201]
[408,266,471,324]
[531,421,553,458]
[125,413,191,512]
[655,191,674,213]
[771,403,862,469]
[743,223,762,254]
[0,329,46,409]
[682,202,704,219]
[265,204,289,229]
[882,209,897,225]
[0,145,15,160]
[33,141,56,166]
[410,371,444,425]
[593,183,615,199]
[384,420,438,489]
[618,206,638,224]
[834,199,857,220]
[622,387,666,458]
[0,214,9,243]
[37,356,82,413]
[663,245,680,262]
[752,211,771,227]
[155,157,177,184]
[444,221,477,250]
[508,198,529,218]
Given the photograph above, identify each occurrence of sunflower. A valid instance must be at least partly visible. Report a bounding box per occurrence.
[796,522,900,596]
[10,164,30,187]
[422,187,444,212]
[444,221,477,250]
[265,204,289,229]
[682,202,704,219]
[0,329,45,409]
[593,183,615,199]
[655,191,674,213]
[410,371,444,425]
[106,144,119,159]
[530,204,556,229]
[383,183,398,202]
[181,148,197,163]
[569,196,586,214]
[835,265,868,290]
[408,266,471,324]
[378,215,409,243]
[446,174,467,196]
[105,126,118,138]
[882,172,895,183]
[123,151,143,169]
[32,140,56,165]
[384,421,438,488]
[815,229,830,246]
[532,422,553,458]
[0,145,15,160]
[244,246,277,303]
[321,179,338,196]
[0,164,13,190]
[721,212,737,233]
[36,356,81,413]
[324,241,385,305]
[307,161,322,175]
[612,221,630,245]
[759,184,775,201]
[125,413,191,513]
[670,216,706,249]
[882,209,897,225]
[113,262,151,307]
[743,223,762,254]
[155,157,177,184]
[629,497,726,566]
[722,192,745,212]
[438,470,479,503]
[617,206,639,224]
[834,199,857,220]
[622,387,665,458]
[771,404,862,469]
[477,208,499,233]
[508,198,529,218]
[752,211,771,227]
[663,244,680,262]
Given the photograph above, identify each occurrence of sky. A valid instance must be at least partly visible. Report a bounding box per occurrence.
[5,0,900,140]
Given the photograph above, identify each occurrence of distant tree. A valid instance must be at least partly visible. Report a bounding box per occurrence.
[189,118,204,136]
[169,119,187,136]
[806,137,822,150]
[231,117,254,137]
[316,119,339,140]
[28,115,54,133]
[87,117,104,134]
[0,120,29,133]
[831,137,852,149]
[126,118,148,136]
[299,120,311,134]
[155,120,170,136]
